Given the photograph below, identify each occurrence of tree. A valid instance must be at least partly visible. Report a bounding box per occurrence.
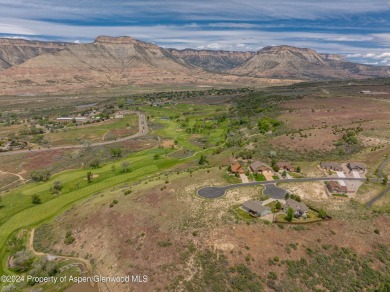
[275,201,282,210]
[153,154,160,160]
[318,208,327,219]
[121,161,130,173]
[285,193,290,200]
[50,180,63,194]
[86,172,93,183]
[89,159,100,169]
[286,207,294,222]
[0,196,3,208]
[117,98,125,109]
[198,154,208,165]
[110,147,122,157]
[383,176,388,185]
[296,166,301,173]
[32,194,41,204]
[282,170,287,178]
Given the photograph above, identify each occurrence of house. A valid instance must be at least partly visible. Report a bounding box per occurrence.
[347,162,366,172]
[250,161,273,174]
[320,162,343,172]
[283,199,309,218]
[276,162,295,172]
[242,200,272,217]
[326,181,348,194]
[114,114,124,119]
[231,162,244,174]
[56,117,88,123]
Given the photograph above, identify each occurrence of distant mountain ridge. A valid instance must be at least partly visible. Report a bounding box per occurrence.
[0,36,388,95]
[230,45,390,80]
[0,38,71,71]
[167,48,255,71]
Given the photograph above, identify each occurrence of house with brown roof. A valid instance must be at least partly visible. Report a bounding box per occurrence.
[326,181,348,194]
[250,161,273,174]
[230,162,244,174]
[242,200,272,217]
[276,162,295,172]
[347,162,366,172]
[320,162,343,172]
[283,199,309,218]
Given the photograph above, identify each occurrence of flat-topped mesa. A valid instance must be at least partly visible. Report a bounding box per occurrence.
[94,36,137,45]
[257,45,325,63]
[0,37,70,48]
[93,35,160,51]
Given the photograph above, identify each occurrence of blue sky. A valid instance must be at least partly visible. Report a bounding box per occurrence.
[0,0,390,65]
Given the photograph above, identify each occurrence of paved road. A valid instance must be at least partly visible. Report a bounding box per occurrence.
[263,184,288,199]
[197,177,372,199]
[366,157,390,207]
[0,112,148,157]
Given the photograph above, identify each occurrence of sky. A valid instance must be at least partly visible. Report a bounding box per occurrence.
[0,0,390,65]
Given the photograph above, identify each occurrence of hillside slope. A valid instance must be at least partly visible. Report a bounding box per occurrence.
[0,36,290,95]
[167,48,254,71]
[0,38,70,71]
[230,45,390,80]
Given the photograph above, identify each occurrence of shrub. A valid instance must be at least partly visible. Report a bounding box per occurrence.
[64,231,75,245]
[50,181,63,194]
[318,208,327,219]
[31,194,41,204]
[110,147,122,157]
[11,250,35,272]
[374,229,380,235]
[268,271,278,280]
[89,159,100,168]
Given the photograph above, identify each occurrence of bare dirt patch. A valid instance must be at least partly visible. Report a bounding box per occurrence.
[161,139,175,148]
[272,128,341,151]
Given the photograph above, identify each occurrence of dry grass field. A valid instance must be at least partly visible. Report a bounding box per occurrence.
[273,96,390,151]
[33,166,390,291]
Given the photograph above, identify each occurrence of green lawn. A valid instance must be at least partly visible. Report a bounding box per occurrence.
[0,103,231,276]
[0,147,182,274]
[253,173,266,181]
[139,104,228,152]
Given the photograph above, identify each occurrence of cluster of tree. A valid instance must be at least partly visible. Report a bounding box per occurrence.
[341,130,359,145]
[285,193,301,202]
[19,126,45,136]
[258,117,281,134]
[30,169,50,182]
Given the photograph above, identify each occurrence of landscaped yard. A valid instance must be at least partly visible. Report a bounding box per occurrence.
[274,210,322,223]
[251,173,266,181]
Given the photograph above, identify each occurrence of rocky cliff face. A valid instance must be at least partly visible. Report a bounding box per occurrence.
[0,38,70,71]
[0,36,274,95]
[167,48,255,71]
[231,45,390,80]
[0,37,388,95]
